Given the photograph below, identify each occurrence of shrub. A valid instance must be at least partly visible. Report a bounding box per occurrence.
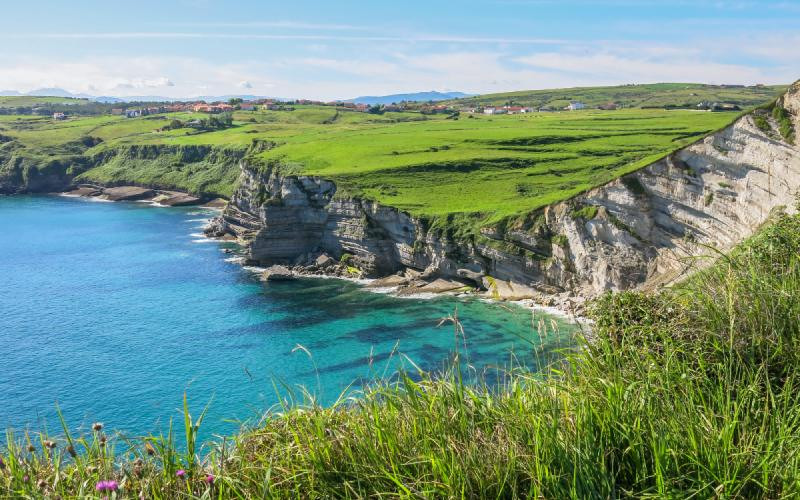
[551,234,569,248]
[753,113,771,134]
[571,205,598,220]
[773,105,796,144]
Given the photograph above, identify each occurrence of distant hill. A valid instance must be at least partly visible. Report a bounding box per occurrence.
[26,87,86,98]
[344,91,471,105]
[443,83,787,110]
[0,88,284,103]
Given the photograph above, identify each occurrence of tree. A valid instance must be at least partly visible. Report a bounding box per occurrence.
[229,98,243,105]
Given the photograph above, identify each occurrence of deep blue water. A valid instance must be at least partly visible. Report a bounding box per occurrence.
[0,195,576,442]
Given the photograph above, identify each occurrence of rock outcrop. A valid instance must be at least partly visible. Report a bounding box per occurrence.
[208,83,800,304]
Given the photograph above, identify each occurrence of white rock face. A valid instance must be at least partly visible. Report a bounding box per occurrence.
[208,83,800,302]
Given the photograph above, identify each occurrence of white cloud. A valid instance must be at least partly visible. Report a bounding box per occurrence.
[0,34,796,102]
[0,56,274,97]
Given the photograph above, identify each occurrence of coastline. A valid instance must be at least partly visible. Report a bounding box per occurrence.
[54,186,585,322]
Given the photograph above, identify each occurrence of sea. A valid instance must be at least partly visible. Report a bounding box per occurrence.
[0,195,578,443]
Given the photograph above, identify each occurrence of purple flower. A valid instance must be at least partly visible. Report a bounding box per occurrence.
[96,480,118,492]
[204,474,214,484]
[176,469,186,479]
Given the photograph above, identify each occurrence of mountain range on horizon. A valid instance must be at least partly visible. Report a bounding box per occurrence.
[0,88,472,104]
[344,91,472,105]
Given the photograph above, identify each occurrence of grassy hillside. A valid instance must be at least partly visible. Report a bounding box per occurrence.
[446,82,786,109]
[1,101,746,219]
[0,96,90,108]
[3,203,800,498]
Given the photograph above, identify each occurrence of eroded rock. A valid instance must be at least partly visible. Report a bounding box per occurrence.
[262,265,293,281]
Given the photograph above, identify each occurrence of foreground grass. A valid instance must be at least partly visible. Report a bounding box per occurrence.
[3,206,800,498]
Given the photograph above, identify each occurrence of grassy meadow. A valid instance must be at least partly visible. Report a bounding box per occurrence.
[446,82,787,109]
[1,100,750,220]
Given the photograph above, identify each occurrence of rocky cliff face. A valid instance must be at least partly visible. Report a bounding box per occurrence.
[208,85,800,303]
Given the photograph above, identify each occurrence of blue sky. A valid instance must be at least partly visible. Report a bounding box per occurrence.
[1,0,798,99]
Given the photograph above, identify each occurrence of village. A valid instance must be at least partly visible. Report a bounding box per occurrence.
[45,96,743,121]
[79,99,597,121]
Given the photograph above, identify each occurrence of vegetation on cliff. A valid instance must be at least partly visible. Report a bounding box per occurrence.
[1,83,785,212]
[3,202,800,498]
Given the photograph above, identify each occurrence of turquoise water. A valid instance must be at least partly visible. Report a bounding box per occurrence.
[0,195,576,441]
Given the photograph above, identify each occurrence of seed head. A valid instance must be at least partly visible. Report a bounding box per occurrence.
[0,456,5,470]
[98,434,107,446]
[66,445,77,458]
[44,440,56,449]
[27,444,35,453]
[144,443,156,456]
[92,422,103,432]
[37,479,47,489]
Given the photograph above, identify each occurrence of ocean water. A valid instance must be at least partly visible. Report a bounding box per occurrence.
[0,195,577,442]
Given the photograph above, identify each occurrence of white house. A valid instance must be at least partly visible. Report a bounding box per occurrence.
[483,107,507,115]
[52,112,66,120]
[567,101,586,111]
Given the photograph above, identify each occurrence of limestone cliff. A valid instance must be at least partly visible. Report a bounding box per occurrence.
[208,83,800,303]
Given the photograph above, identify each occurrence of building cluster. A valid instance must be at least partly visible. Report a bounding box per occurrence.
[460,101,592,115]
[480,106,535,115]
[696,101,742,112]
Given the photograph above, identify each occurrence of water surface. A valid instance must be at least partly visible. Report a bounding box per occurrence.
[0,195,576,441]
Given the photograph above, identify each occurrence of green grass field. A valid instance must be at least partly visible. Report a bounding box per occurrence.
[0,95,89,108]
[445,82,787,109]
[0,102,751,220]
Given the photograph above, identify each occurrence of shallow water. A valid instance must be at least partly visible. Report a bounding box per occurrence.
[0,195,577,441]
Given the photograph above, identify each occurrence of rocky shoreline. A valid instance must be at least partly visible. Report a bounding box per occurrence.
[60,184,227,208]
[242,251,586,316]
[56,183,581,315]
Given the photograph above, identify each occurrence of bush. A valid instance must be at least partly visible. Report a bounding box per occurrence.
[571,205,598,220]
[753,113,771,134]
[772,105,795,144]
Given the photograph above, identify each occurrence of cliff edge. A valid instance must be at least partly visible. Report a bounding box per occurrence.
[207,82,800,306]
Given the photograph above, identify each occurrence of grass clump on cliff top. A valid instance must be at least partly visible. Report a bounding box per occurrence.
[6,205,800,498]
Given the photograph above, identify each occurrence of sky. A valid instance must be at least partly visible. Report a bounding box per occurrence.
[1,0,799,100]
